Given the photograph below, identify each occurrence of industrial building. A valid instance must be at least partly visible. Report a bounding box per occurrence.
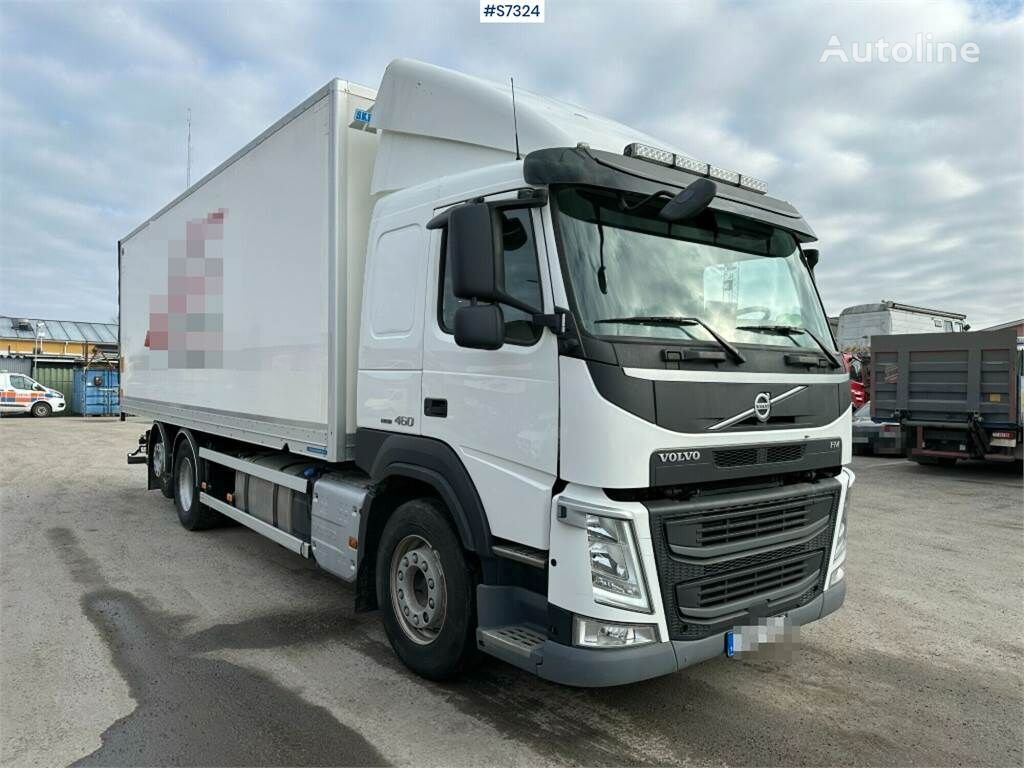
[0,316,119,415]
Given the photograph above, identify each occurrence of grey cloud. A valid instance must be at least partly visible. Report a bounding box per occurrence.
[0,0,1020,327]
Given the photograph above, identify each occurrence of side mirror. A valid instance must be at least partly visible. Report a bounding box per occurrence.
[448,203,505,303]
[448,203,542,316]
[803,248,819,272]
[454,304,504,350]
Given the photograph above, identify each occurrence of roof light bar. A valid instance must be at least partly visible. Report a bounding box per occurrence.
[622,143,766,194]
[708,165,740,185]
[623,143,674,166]
[674,155,710,176]
[739,174,768,194]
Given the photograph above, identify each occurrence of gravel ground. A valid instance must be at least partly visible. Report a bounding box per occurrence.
[1,415,1021,767]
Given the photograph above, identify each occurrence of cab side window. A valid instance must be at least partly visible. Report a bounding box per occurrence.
[439,208,543,345]
[10,375,32,390]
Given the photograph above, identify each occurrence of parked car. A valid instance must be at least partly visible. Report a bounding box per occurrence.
[0,372,66,417]
[852,402,903,455]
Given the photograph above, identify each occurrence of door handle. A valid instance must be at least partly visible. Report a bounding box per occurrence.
[424,398,448,418]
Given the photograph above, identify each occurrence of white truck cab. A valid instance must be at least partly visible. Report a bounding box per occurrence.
[0,372,66,417]
[120,60,852,687]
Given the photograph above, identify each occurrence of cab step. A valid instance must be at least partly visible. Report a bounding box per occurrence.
[477,624,546,670]
[476,585,549,672]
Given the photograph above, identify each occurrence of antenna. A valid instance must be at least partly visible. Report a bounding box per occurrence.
[510,77,521,161]
[186,108,193,188]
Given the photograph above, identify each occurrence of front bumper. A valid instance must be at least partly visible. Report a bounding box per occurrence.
[538,579,846,687]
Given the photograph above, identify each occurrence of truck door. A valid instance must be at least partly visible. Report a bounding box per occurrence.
[421,205,558,550]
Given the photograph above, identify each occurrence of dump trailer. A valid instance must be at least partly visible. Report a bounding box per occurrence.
[120,59,853,687]
[871,326,1023,465]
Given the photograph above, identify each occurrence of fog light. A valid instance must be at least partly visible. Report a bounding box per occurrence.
[573,616,659,648]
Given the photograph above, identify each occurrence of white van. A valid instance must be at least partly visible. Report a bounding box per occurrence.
[0,372,67,417]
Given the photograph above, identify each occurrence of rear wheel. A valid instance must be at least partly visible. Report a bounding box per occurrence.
[30,402,51,418]
[376,498,476,680]
[172,436,219,530]
[150,423,173,498]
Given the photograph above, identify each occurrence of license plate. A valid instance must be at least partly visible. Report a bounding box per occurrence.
[852,436,869,444]
[726,616,790,657]
[991,438,1017,448]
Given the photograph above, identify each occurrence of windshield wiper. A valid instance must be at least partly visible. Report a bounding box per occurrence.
[735,325,841,368]
[595,315,746,365]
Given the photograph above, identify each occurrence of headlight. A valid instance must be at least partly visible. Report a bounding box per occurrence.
[826,485,850,589]
[586,514,651,612]
[573,616,659,648]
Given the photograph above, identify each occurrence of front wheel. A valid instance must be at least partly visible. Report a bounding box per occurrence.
[31,402,51,418]
[376,498,477,680]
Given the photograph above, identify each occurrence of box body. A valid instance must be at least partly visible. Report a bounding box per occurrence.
[120,80,377,460]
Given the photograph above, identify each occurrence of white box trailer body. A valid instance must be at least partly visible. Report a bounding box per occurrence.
[120,81,377,462]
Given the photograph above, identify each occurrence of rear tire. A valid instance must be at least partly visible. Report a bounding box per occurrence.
[376,498,477,681]
[30,402,51,418]
[172,437,219,530]
[151,423,174,499]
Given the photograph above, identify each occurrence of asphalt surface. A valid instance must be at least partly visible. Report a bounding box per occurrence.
[1,416,1021,767]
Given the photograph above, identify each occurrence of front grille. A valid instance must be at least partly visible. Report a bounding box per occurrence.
[767,444,805,463]
[702,562,801,607]
[714,447,758,467]
[713,443,806,468]
[692,554,818,609]
[699,502,808,547]
[647,480,841,641]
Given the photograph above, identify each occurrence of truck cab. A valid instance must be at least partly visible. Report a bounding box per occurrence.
[0,372,66,417]
[354,140,852,684]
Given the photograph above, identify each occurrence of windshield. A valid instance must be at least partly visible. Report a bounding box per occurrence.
[553,186,833,349]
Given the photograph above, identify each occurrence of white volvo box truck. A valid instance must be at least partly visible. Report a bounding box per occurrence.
[121,59,853,686]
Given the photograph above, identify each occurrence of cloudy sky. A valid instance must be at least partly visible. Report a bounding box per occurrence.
[1,0,1021,328]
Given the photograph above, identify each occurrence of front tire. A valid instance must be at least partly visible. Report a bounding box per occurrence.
[31,402,51,418]
[172,437,218,530]
[376,498,477,681]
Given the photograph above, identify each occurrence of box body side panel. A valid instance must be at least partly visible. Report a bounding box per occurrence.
[121,95,334,452]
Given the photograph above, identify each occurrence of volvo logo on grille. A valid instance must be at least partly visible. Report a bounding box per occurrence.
[753,392,772,422]
[657,450,701,463]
